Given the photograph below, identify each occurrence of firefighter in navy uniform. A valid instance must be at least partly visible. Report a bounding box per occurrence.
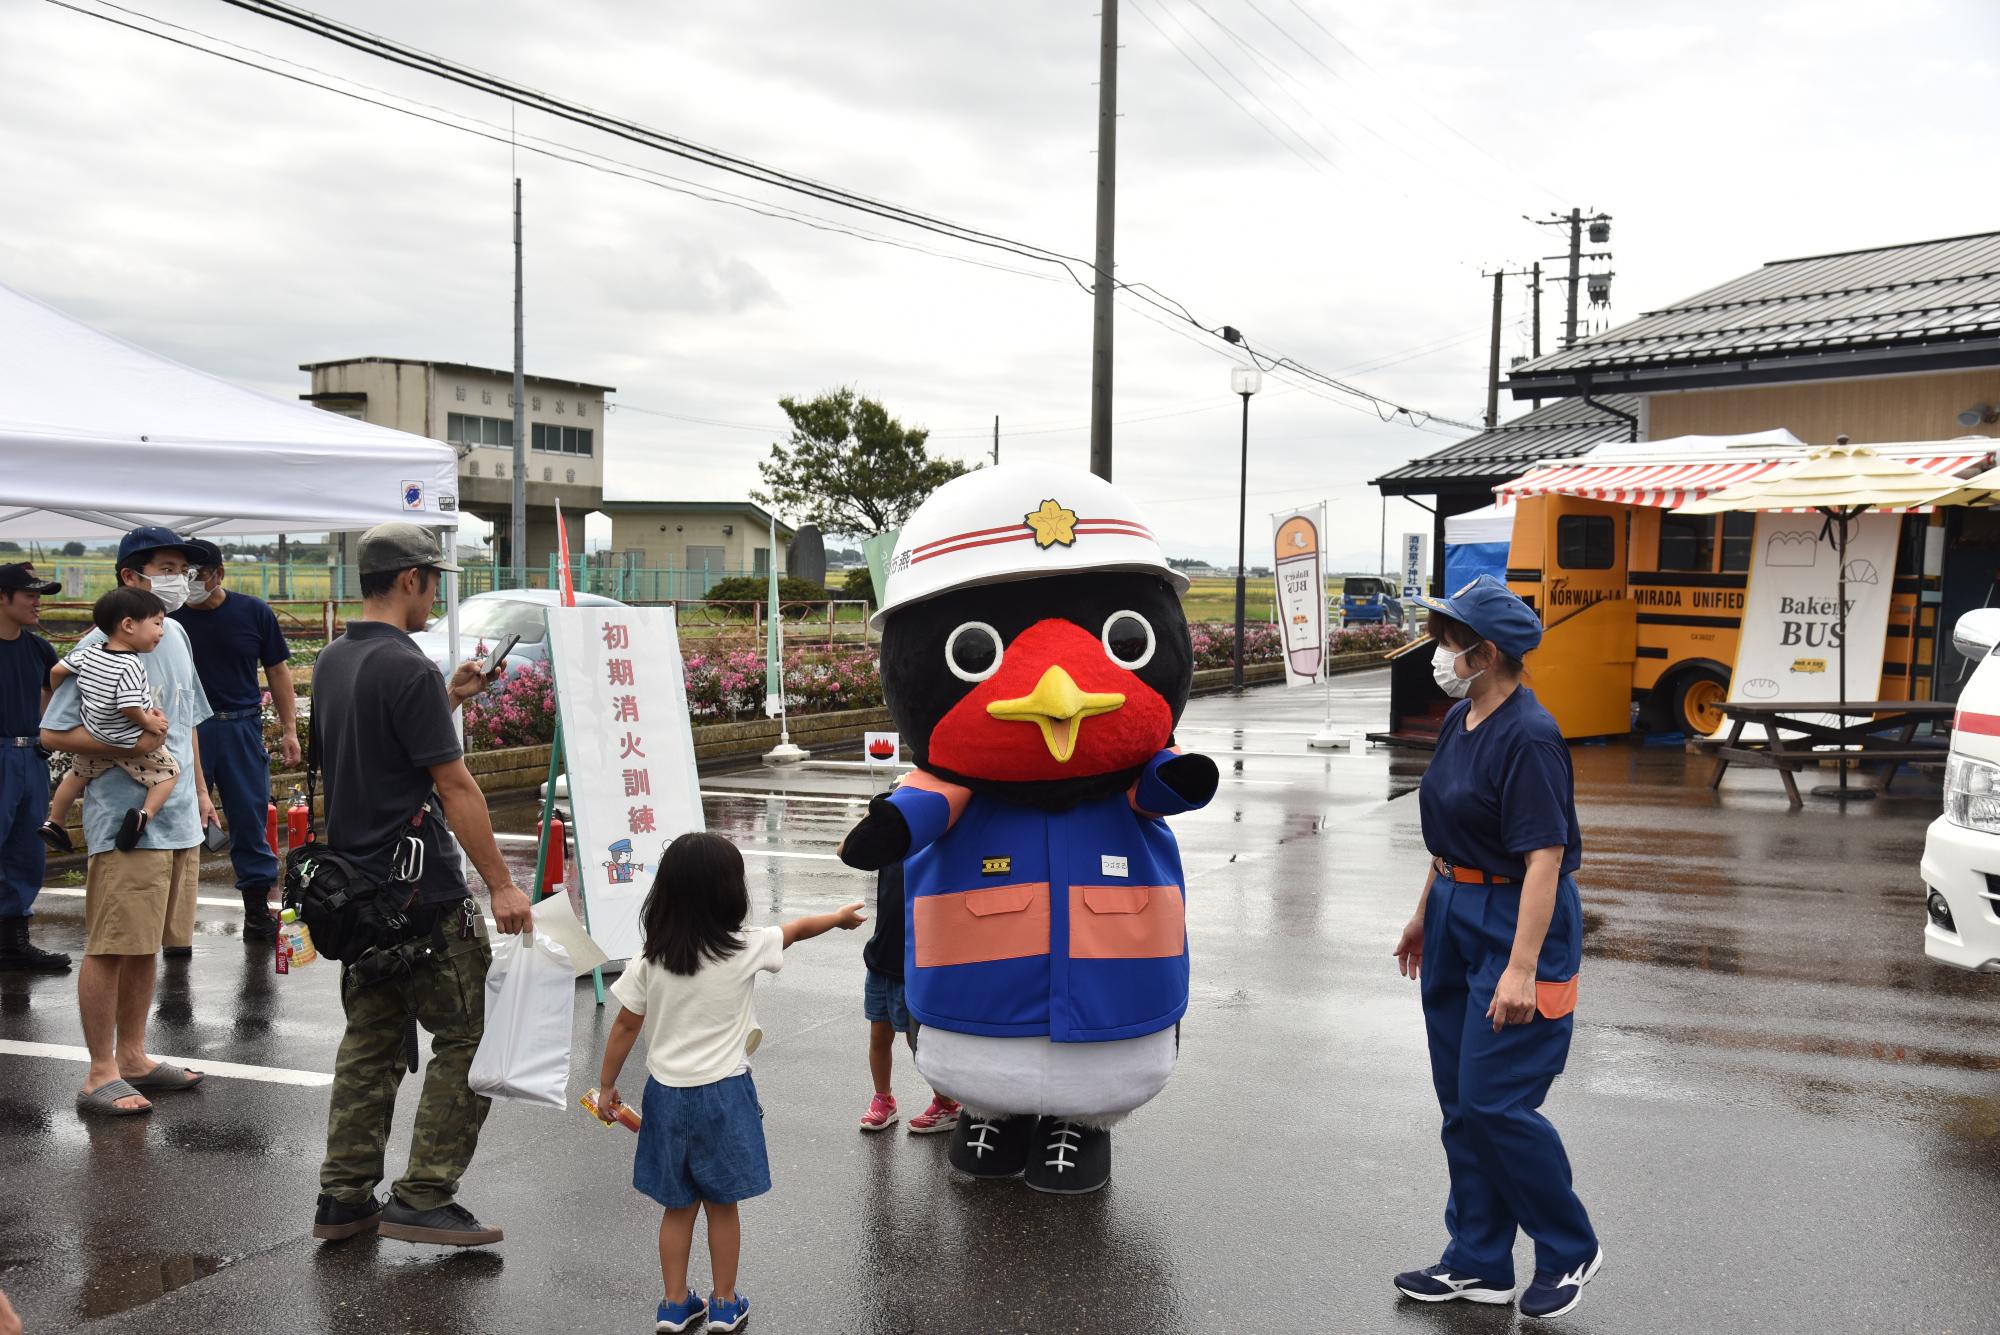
[0,563,69,972]
[1391,577,1604,1322]
[839,464,1217,1195]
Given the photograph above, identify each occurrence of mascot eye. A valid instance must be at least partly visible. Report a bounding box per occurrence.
[1102,610,1156,670]
[945,621,1003,682]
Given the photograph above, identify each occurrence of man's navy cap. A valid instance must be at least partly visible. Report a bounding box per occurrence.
[116,525,205,571]
[0,563,60,596]
[186,539,224,571]
[1410,575,1544,659]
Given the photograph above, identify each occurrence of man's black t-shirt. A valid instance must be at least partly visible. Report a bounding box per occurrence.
[0,629,57,736]
[311,619,467,905]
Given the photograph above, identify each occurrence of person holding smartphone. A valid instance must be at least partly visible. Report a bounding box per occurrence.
[308,522,533,1250]
[1390,578,1602,1321]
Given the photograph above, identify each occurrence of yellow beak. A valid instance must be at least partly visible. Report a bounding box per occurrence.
[986,665,1125,763]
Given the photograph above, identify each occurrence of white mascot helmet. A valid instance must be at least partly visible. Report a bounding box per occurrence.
[872,462,1187,630]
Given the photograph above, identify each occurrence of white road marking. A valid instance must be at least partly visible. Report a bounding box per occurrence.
[0,1038,332,1087]
[739,848,841,862]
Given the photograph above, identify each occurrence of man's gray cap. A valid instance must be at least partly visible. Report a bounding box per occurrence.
[357,522,462,576]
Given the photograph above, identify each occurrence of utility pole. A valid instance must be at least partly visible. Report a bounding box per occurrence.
[1088,1,1117,481]
[511,177,527,590]
[1529,209,1612,349]
[993,415,1000,466]
[1530,261,1543,410]
[1484,270,1504,429]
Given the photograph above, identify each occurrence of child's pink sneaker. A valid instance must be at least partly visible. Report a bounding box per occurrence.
[859,1092,898,1132]
[907,1095,962,1135]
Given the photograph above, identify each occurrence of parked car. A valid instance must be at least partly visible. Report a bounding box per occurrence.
[1340,576,1403,627]
[1922,607,2000,972]
[412,588,628,680]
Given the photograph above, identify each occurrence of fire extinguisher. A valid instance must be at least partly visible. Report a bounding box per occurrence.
[265,803,279,856]
[541,813,567,895]
[287,788,311,851]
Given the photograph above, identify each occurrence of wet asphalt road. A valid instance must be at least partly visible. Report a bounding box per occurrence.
[3,668,1996,1334]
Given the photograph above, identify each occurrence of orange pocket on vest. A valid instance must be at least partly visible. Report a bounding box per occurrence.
[1069,884,1184,959]
[913,883,1050,968]
[1535,975,1578,1020]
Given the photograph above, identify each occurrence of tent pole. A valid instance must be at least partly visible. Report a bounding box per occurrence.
[445,528,463,741]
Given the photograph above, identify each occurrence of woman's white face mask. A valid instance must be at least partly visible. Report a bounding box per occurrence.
[1430,642,1486,699]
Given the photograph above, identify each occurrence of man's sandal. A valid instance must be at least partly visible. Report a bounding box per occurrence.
[127,1062,204,1093]
[76,1079,152,1117]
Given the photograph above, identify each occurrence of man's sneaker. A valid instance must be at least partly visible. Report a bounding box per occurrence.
[311,1192,383,1241]
[705,1292,749,1332]
[907,1095,961,1135]
[377,1197,504,1247]
[1393,1263,1515,1305]
[1518,1246,1603,1319]
[655,1289,707,1333]
[35,820,73,855]
[859,1091,898,1132]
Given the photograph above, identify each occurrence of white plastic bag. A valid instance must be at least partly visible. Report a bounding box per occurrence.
[468,931,575,1109]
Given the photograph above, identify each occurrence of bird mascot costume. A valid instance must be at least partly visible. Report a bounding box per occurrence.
[839,463,1218,1194]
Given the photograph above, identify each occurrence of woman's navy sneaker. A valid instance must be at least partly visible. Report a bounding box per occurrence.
[705,1291,749,1331]
[655,1289,706,1332]
[1393,1263,1515,1304]
[1518,1246,1604,1319]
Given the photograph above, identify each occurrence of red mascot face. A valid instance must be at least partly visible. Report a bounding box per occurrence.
[880,571,1193,807]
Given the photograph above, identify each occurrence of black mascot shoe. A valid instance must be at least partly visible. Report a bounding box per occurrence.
[947,1113,1035,1178]
[1023,1117,1111,1195]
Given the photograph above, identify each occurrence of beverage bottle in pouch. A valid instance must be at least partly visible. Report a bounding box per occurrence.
[279,908,316,968]
[582,1088,641,1132]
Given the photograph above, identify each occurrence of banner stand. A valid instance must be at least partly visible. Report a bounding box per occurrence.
[529,708,607,1006]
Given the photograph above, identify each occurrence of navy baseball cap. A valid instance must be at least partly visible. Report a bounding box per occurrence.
[1410,575,1544,659]
[116,525,205,571]
[0,562,60,595]
[186,538,224,571]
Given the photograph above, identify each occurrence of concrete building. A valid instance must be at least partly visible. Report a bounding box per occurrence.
[602,500,795,583]
[300,356,615,574]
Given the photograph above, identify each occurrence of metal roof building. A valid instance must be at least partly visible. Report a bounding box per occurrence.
[1508,230,2000,398]
[1371,395,1640,497]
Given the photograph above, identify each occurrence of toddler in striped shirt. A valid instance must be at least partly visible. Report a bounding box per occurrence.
[38,586,181,854]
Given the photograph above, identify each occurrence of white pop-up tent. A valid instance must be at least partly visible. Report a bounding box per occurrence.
[0,281,465,658]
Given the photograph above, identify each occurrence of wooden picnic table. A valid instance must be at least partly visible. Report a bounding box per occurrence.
[1704,699,1955,809]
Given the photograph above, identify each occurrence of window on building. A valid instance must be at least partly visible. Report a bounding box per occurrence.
[1721,512,1755,572]
[446,412,512,449]
[1556,514,1615,570]
[531,423,594,456]
[753,547,770,575]
[1657,513,1717,572]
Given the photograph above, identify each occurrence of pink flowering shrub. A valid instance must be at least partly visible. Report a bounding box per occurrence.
[463,660,560,750]
[1330,622,1409,654]
[1187,620,1406,669]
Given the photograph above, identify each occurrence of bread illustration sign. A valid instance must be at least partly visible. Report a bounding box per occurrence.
[1272,510,1325,680]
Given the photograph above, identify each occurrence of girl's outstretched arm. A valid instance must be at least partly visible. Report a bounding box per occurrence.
[782,901,866,948]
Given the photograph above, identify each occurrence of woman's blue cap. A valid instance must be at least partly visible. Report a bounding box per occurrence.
[1409,575,1544,659]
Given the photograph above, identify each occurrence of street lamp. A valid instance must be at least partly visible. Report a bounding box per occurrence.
[1231,364,1263,690]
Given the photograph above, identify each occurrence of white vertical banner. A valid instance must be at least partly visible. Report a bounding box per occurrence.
[548,605,704,962]
[1271,504,1327,687]
[1728,511,1900,726]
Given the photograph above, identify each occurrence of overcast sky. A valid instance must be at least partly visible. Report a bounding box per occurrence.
[5,0,1996,572]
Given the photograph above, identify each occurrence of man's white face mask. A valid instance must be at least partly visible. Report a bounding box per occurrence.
[146,572,190,613]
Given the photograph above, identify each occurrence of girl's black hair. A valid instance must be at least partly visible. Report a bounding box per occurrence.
[640,831,749,976]
[1426,610,1526,678]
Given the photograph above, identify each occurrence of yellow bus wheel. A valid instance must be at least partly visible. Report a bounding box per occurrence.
[1675,672,1729,735]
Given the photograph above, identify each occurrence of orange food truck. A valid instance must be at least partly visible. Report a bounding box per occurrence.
[1379,438,1995,744]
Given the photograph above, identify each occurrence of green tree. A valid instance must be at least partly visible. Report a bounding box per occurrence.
[0,541,19,553]
[752,388,969,536]
[59,541,87,557]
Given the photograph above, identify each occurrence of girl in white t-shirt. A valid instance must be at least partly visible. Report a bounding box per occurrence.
[596,831,864,1334]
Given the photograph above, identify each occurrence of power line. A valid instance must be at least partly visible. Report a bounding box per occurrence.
[47,0,1475,436]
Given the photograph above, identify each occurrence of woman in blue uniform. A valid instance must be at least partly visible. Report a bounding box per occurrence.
[1390,577,1602,1321]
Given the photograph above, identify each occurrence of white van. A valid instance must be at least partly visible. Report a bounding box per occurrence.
[1922,608,2000,971]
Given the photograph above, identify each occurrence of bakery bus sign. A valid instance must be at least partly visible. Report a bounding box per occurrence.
[547,606,704,962]
[1728,512,1900,714]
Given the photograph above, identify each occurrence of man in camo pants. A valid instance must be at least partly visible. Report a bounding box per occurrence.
[309,525,532,1248]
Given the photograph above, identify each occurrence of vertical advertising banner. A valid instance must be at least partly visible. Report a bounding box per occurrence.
[1402,532,1424,598]
[1271,504,1327,687]
[1729,511,1900,720]
[548,606,705,962]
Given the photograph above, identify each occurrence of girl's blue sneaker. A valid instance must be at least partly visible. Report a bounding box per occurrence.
[705,1292,749,1331]
[656,1289,707,1333]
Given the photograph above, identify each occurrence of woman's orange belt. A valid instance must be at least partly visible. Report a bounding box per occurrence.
[1432,856,1513,886]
